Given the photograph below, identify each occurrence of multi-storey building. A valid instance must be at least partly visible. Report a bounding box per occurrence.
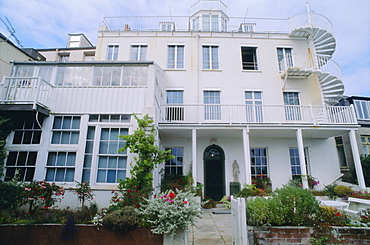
[0,0,365,207]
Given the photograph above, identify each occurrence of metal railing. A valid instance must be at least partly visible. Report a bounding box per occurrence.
[289,12,333,33]
[160,104,357,125]
[280,53,342,80]
[0,76,53,109]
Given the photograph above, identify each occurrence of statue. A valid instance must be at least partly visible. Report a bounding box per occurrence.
[232,160,240,183]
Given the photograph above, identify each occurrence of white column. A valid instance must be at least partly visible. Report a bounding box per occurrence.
[349,129,366,189]
[192,128,197,187]
[296,129,309,189]
[243,127,251,185]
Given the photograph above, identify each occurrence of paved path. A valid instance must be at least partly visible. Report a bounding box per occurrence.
[188,205,233,245]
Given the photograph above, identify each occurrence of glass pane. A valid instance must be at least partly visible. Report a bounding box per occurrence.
[168,46,175,68]
[55,169,65,181]
[47,153,56,166]
[110,128,119,140]
[32,131,42,144]
[108,141,118,154]
[99,141,108,154]
[117,170,126,181]
[101,129,109,140]
[108,157,117,168]
[23,131,33,143]
[112,67,121,86]
[27,152,37,166]
[53,117,62,129]
[17,152,27,166]
[12,131,22,144]
[84,155,92,167]
[25,168,35,181]
[98,157,108,168]
[82,169,90,182]
[70,132,79,144]
[85,141,94,153]
[107,170,116,183]
[97,170,106,182]
[57,153,66,166]
[66,153,76,166]
[87,127,95,139]
[94,66,103,85]
[61,132,70,144]
[65,169,75,182]
[46,169,55,181]
[72,117,80,129]
[51,132,61,144]
[118,157,127,168]
[62,117,72,129]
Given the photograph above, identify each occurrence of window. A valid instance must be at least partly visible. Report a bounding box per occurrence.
[336,137,347,167]
[93,65,121,86]
[130,45,147,61]
[354,100,370,120]
[12,117,43,144]
[51,116,80,144]
[166,90,184,121]
[202,46,219,69]
[89,114,131,123]
[239,23,256,32]
[193,17,200,31]
[5,151,37,181]
[245,91,263,122]
[250,148,268,178]
[241,47,258,70]
[82,126,95,182]
[277,48,293,71]
[55,65,93,86]
[122,66,148,86]
[204,91,221,120]
[361,136,370,156]
[45,152,76,182]
[97,128,127,183]
[58,54,69,62]
[168,45,184,69]
[107,45,119,61]
[160,22,175,31]
[83,52,95,61]
[283,92,301,121]
[164,148,183,175]
[290,148,309,176]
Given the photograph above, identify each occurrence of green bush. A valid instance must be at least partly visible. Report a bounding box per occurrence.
[333,185,353,197]
[103,206,139,232]
[236,184,267,198]
[0,181,23,211]
[245,186,321,226]
[324,183,338,199]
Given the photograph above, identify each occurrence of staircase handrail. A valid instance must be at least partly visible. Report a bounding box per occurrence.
[289,12,333,34]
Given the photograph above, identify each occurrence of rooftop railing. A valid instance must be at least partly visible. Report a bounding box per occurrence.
[160,104,357,125]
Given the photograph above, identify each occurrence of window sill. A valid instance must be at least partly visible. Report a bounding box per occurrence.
[164,68,186,71]
[201,69,222,72]
[242,70,262,73]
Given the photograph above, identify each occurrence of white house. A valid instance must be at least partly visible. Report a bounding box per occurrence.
[0,0,365,208]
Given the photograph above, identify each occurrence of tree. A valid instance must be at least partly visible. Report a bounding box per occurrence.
[117,114,174,194]
[0,116,14,177]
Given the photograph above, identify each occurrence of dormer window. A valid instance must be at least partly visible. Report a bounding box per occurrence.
[160,22,175,31]
[239,23,256,33]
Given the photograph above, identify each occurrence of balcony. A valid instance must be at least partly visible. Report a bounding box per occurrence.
[159,104,357,125]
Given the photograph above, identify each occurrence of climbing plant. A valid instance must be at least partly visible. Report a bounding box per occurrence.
[117,114,174,196]
[0,116,15,177]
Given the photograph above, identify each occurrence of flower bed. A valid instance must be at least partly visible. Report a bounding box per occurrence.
[249,226,370,244]
[0,224,163,245]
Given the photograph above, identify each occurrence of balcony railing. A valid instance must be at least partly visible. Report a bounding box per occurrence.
[289,12,333,34]
[160,104,357,125]
[0,76,53,109]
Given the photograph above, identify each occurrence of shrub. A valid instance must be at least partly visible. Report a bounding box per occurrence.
[236,184,267,198]
[245,186,321,226]
[138,190,202,237]
[202,196,217,208]
[103,206,139,232]
[324,183,338,199]
[70,181,94,209]
[318,206,350,227]
[251,175,272,191]
[0,180,23,211]
[333,185,353,197]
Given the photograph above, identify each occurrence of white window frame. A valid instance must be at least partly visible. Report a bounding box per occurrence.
[245,91,263,122]
[167,45,185,69]
[130,44,148,61]
[354,100,370,120]
[202,45,219,70]
[277,47,293,71]
[45,151,76,182]
[241,46,258,70]
[250,148,269,178]
[107,45,119,61]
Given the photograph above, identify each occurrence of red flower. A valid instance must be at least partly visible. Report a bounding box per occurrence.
[169,192,175,199]
[335,212,341,216]
[183,201,188,204]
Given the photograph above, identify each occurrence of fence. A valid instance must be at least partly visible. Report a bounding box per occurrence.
[231,196,248,245]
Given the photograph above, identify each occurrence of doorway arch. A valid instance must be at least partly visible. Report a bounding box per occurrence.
[203,144,225,201]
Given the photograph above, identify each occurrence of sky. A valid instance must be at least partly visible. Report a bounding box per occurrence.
[1,0,369,97]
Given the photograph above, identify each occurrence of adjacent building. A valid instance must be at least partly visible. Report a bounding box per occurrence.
[0,0,365,207]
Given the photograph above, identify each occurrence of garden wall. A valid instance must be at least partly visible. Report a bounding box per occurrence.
[249,226,370,244]
[0,224,163,245]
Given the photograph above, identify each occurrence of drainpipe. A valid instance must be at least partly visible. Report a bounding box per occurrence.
[192,129,197,187]
[243,127,251,185]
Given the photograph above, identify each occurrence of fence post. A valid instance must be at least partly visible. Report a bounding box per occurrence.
[231,196,248,245]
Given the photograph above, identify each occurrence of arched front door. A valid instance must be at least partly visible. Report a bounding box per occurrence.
[203,145,225,201]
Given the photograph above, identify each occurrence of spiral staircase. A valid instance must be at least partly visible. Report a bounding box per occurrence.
[287,12,344,105]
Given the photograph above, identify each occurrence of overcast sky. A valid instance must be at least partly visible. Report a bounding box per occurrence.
[1,0,369,97]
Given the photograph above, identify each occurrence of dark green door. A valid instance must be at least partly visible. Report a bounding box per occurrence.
[204,145,225,201]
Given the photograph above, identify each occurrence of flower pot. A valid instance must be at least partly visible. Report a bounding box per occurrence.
[163,229,188,245]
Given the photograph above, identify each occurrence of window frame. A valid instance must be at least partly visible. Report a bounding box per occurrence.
[250,148,269,178]
[130,45,148,61]
[245,91,263,122]
[354,100,370,120]
[164,147,184,175]
[277,47,293,71]
[204,90,221,120]
[4,151,37,182]
[202,45,219,70]
[107,45,119,61]
[45,151,76,182]
[51,116,81,145]
[167,45,185,69]
[241,46,258,70]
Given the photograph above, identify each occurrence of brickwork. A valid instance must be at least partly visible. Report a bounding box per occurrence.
[250,226,370,244]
